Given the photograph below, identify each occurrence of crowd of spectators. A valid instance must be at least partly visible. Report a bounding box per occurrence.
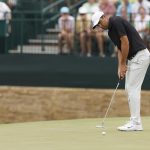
[1,0,150,56]
[58,0,150,57]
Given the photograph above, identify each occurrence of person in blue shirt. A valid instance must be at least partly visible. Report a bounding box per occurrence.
[116,0,132,20]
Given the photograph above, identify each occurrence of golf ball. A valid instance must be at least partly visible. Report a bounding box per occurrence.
[102,131,106,135]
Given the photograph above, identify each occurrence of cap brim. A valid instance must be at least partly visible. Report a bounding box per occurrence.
[92,25,97,29]
[92,18,100,29]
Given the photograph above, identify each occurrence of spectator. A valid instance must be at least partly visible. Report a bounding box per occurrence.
[120,6,130,21]
[80,0,106,57]
[58,7,75,54]
[98,0,117,57]
[116,0,132,21]
[134,6,150,41]
[99,0,116,17]
[91,26,107,57]
[81,0,99,19]
[76,7,92,57]
[0,1,11,54]
[132,0,150,17]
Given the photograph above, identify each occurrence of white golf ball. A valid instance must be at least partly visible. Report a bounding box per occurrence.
[102,131,106,135]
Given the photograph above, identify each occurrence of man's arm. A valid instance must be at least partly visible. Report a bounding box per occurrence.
[120,35,129,64]
[118,35,129,79]
[117,49,122,79]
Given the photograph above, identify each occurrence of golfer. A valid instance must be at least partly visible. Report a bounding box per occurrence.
[92,11,150,131]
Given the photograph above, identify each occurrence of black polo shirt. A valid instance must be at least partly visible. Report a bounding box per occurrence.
[108,16,146,60]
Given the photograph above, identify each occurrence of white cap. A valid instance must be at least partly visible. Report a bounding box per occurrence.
[78,7,87,14]
[91,11,104,28]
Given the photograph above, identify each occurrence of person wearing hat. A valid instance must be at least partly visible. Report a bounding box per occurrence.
[58,7,75,54]
[76,7,92,57]
[81,0,99,19]
[92,11,150,131]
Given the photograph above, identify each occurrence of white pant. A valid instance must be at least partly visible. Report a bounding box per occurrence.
[125,49,150,123]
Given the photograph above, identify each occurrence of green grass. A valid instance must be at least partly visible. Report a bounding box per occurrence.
[0,117,150,150]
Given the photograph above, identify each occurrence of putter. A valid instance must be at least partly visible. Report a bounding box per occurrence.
[96,79,120,129]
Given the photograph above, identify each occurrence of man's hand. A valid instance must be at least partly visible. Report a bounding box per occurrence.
[118,63,127,80]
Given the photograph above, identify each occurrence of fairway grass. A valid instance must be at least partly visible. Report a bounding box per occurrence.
[0,117,150,150]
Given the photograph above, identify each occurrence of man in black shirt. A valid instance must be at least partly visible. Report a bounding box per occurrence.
[92,11,150,131]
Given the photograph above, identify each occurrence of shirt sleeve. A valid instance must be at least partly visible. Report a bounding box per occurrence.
[58,18,63,30]
[112,19,127,38]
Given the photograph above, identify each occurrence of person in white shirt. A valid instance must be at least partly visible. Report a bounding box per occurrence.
[0,1,11,20]
[132,0,150,15]
[0,1,11,54]
[76,7,92,57]
[134,6,150,40]
[58,7,75,54]
[81,0,99,19]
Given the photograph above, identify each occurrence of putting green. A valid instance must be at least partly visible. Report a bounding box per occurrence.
[0,117,150,150]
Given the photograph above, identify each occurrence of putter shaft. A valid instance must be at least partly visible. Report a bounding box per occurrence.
[97,80,120,128]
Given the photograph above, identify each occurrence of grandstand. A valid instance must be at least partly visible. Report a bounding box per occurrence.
[0,0,150,88]
[1,0,86,54]
[0,0,149,55]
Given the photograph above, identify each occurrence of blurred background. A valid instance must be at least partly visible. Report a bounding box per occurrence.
[0,0,150,124]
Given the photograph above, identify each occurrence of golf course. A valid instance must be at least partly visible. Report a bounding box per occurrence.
[0,117,150,150]
[0,87,149,150]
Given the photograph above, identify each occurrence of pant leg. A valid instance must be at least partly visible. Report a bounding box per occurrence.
[125,49,150,123]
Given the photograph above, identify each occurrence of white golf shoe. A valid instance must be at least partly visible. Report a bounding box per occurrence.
[117,121,143,131]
